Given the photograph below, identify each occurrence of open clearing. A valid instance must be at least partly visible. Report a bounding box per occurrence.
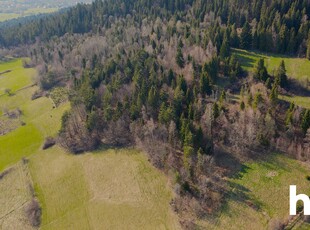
[29,147,181,230]
[233,49,310,109]
[0,59,35,96]
[279,95,310,110]
[233,49,310,82]
[198,154,310,229]
[0,13,20,22]
[0,8,57,22]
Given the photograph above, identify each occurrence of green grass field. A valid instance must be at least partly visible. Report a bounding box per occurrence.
[279,95,310,110]
[198,154,310,229]
[0,8,57,22]
[29,147,181,230]
[233,49,310,109]
[0,58,68,171]
[233,49,310,82]
[0,59,35,95]
[0,13,20,22]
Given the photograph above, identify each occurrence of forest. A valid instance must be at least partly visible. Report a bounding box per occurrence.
[0,0,310,228]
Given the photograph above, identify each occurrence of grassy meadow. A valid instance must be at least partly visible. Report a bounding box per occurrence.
[233,49,310,82]
[0,8,58,22]
[279,95,310,110]
[199,154,310,229]
[29,147,181,230]
[233,49,310,109]
[0,13,20,22]
[0,58,68,171]
[0,59,35,96]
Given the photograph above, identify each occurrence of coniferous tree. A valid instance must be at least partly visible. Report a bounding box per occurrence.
[253,92,263,109]
[240,101,245,110]
[219,91,226,104]
[240,21,252,49]
[265,78,272,89]
[276,60,288,88]
[252,30,258,50]
[269,82,279,104]
[248,94,253,106]
[285,103,295,127]
[199,73,212,96]
[230,24,239,48]
[301,110,310,135]
[220,37,230,59]
[212,102,220,119]
[307,38,310,60]
[254,59,268,82]
[204,57,218,82]
[176,47,185,68]
[147,86,158,108]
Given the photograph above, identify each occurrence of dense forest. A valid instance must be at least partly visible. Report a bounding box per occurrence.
[1,0,310,228]
[1,0,310,56]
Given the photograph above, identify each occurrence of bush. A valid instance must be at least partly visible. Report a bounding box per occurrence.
[31,90,44,100]
[25,199,41,227]
[42,137,56,150]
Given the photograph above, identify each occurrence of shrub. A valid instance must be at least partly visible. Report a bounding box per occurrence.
[31,90,44,100]
[25,199,41,227]
[42,137,56,150]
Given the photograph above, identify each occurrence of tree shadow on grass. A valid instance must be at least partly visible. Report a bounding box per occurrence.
[91,144,135,155]
[206,148,293,224]
[225,181,263,212]
[233,49,260,70]
[287,79,310,97]
[233,48,294,71]
[214,148,245,177]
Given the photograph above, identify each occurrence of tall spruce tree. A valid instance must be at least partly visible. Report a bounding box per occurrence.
[276,60,288,88]
[307,38,310,60]
[240,21,252,49]
[220,37,230,59]
[255,59,268,82]
[176,47,185,68]
[301,110,310,135]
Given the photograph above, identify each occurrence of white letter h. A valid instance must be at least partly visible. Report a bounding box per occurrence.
[290,185,310,215]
